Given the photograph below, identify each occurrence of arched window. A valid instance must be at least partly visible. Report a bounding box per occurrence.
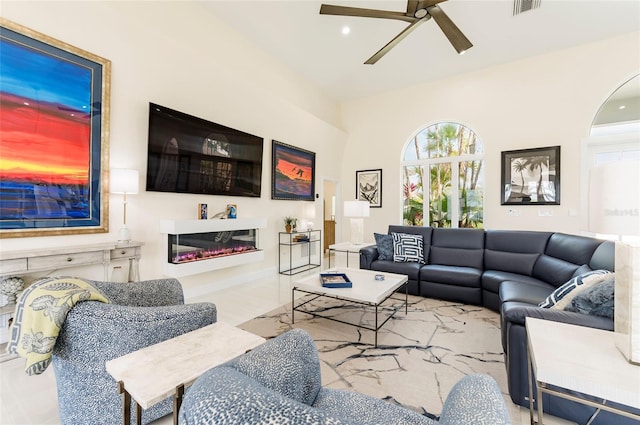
[402,122,484,228]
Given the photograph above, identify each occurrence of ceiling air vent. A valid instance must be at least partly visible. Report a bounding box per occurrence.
[513,0,541,15]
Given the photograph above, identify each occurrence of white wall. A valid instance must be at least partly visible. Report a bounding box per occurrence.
[1,1,347,294]
[339,31,640,241]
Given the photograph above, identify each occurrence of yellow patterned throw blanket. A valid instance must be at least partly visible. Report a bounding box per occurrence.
[7,276,110,375]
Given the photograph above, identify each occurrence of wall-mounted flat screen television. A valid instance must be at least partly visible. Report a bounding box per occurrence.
[146,103,263,197]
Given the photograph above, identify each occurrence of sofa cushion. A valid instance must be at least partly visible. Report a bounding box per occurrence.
[499,281,554,305]
[429,228,485,268]
[544,233,603,266]
[485,230,551,253]
[371,260,422,281]
[565,274,615,319]
[392,232,425,263]
[532,255,580,287]
[538,270,612,310]
[484,250,539,276]
[421,265,482,288]
[374,233,393,261]
[482,270,549,294]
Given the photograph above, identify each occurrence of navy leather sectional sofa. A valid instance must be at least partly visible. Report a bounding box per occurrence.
[359,225,634,425]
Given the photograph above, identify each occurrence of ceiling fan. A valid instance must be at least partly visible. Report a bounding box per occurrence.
[319,0,472,64]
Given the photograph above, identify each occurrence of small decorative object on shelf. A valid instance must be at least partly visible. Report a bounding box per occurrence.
[284,216,296,233]
[0,276,24,304]
[320,273,352,288]
[227,204,237,219]
[292,234,310,243]
[198,203,208,219]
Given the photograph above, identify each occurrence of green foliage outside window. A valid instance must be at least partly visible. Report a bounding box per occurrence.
[403,123,484,228]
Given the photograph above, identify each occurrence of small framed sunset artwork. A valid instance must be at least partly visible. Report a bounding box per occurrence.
[0,19,111,238]
[271,140,315,201]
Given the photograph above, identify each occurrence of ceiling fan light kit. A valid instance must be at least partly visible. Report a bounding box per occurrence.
[320,0,472,64]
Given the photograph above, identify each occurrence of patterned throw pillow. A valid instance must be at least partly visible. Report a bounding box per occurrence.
[374,233,394,261]
[538,270,612,310]
[391,232,425,264]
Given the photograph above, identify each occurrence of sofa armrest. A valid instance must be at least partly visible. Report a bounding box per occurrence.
[439,374,511,425]
[502,302,613,331]
[359,246,379,269]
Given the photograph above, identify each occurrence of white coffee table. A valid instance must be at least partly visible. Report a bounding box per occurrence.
[292,267,408,347]
[105,322,265,425]
[526,317,640,424]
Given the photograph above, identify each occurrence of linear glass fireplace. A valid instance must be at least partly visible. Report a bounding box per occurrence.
[168,229,258,264]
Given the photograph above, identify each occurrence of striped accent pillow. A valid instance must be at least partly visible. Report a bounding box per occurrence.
[392,232,425,264]
[538,270,613,309]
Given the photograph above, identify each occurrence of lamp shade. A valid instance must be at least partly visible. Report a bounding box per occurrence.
[343,200,370,218]
[588,161,640,237]
[111,169,139,194]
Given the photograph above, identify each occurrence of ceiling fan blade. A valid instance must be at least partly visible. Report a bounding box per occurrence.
[406,1,420,16]
[365,18,427,65]
[320,4,416,23]
[428,5,473,54]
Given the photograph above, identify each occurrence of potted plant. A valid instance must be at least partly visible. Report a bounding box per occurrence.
[284,217,296,233]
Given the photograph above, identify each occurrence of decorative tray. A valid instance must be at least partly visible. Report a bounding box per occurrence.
[319,273,352,288]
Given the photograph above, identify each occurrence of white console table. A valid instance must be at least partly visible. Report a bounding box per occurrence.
[0,241,143,282]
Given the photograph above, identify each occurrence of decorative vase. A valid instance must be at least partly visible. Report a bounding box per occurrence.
[285,224,292,233]
[0,276,24,304]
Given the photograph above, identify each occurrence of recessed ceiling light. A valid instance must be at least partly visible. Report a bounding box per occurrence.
[619,105,626,110]
[342,26,350,35]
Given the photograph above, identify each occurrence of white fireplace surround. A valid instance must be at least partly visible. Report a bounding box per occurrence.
[159,218,267,277]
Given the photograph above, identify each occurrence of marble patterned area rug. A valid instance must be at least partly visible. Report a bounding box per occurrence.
[239,294,520,422]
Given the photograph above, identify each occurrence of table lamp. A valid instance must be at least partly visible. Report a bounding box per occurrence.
[344,200,370,245]
[589,160,640,364]
[111,168,139,243]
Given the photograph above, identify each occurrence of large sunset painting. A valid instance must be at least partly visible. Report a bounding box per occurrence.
[0,20,109,237]
[271,141,315,201]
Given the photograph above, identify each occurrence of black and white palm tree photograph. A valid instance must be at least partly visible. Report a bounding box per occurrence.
[501,146,560,205]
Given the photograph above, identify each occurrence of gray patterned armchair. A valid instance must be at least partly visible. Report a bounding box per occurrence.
[179,328,511,425]
[52,278,217,425]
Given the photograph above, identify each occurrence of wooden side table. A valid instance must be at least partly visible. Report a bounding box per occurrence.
[526,317,640,424]
[106,322,265,425]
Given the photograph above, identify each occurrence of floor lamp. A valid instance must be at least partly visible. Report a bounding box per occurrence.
[111,168,139,243]
[589,160,640,364]
[343,200,370,245]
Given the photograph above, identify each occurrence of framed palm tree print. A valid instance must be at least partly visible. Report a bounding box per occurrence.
[501,146,560,205]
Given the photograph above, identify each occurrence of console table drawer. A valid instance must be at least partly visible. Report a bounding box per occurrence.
[111,247,137,260]
[29,251,105,270]
[0,258,28,275]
